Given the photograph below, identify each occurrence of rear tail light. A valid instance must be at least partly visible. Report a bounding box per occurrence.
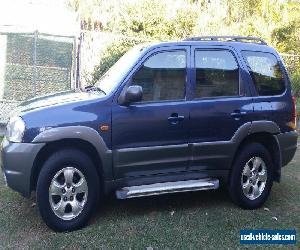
[289,96,297,130]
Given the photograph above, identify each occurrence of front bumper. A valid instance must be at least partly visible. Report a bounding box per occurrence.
[276,130,298,167]
[1,137,45,197]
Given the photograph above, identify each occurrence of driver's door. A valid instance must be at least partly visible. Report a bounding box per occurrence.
[112,47,190,178]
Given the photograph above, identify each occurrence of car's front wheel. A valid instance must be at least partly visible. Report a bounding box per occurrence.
[229,142,274,209]
[36,148,100,231]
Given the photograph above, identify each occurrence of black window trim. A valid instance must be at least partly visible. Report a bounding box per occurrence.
[192,48,242,100]
[241,49,287,98]
[120,48,188,105]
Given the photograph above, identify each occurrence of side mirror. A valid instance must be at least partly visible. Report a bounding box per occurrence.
[120,85,143,105]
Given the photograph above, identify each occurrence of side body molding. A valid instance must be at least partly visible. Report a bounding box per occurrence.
[191,121,282,173]
[30,121,282,183]
[189,122,252,172]
[32,126,113,179]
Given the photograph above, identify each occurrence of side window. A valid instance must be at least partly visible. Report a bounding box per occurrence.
[129,50,186,102]
[195,50,239,98]
[242,51,285,96]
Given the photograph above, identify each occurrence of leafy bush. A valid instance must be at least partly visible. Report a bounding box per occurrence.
[291,71,300,97]
[86,0,300,87]
[91,38,141,84]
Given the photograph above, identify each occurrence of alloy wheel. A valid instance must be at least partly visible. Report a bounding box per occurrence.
[49,167,88,220]
[241,156,267,200]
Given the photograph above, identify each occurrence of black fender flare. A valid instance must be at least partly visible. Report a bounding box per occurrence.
[231,120,281,146]
[32,126,113,179]
[230,121,282,181]
[249,120,281,135]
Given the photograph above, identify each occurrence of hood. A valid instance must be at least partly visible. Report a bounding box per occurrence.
[13,90,103,115]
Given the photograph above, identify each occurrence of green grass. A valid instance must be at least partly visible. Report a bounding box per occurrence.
[0,139,299,249]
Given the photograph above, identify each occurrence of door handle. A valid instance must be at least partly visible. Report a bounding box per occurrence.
[168,113,184,124]
[230,110,247,120]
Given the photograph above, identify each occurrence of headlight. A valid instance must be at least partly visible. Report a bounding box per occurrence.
[5,116,25,143]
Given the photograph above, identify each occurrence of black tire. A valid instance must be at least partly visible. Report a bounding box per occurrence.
[36,148,100,232]
[229,142,274,209]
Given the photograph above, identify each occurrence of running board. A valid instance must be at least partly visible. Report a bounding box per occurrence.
[116,178,219,199]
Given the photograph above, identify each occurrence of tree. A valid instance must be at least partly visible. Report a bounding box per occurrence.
[67,0,300,87]
[91,38,141,84]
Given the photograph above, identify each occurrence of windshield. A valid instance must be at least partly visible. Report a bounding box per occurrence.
[95,44,147,95]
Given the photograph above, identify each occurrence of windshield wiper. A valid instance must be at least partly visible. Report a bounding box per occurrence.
[83,85,106,95]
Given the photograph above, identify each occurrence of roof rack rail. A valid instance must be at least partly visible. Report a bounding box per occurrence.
[183,36,267,45]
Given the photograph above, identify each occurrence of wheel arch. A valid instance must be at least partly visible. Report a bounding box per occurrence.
[31,138,103,191]
[30,126,113,192]
[232,132,281,182]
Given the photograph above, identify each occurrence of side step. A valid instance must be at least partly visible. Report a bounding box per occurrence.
[116,178,219,199]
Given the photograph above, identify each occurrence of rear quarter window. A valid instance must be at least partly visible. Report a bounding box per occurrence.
[242,51,286,96]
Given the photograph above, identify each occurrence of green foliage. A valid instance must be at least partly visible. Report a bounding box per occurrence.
[291,71,300,97]
[271,1,300,54]
[91,38,140,84]
[167,6,199,39]
[272,20,300,54]
[109,1,167,39]
[104,0,199,41]
[69,0,300,87]
[282,54,300,96]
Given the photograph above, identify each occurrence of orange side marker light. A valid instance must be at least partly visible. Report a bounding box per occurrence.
[100,125,109,132]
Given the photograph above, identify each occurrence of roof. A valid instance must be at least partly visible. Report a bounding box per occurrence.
[183,36,267,45]
[143,36,277,54]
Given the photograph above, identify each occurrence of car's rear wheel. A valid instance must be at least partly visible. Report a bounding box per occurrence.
[229,142,273,209]
[36,148,100,231]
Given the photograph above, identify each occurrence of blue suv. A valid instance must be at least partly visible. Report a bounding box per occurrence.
[1,36,298,231]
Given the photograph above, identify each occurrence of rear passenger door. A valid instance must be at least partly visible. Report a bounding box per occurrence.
[188,46,253,171]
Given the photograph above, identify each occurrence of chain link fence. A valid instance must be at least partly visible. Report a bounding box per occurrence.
[0,31,76,124]
[281,53,300,73]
